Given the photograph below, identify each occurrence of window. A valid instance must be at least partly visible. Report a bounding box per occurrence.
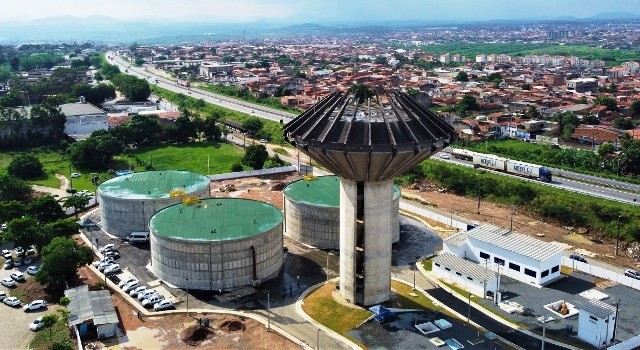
[467,276,473,281]
[456,272,462,276]
[524,268,536,278]
[480,251,490,259]
[509,262,520,271]
[551,265,559,273]
[434,263,441,267]
[541,270,549,278]
[494,257,505,266]
[445,267,451,271]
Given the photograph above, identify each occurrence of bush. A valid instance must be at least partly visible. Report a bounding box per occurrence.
[231,163,243,172]
[7,154,44,178]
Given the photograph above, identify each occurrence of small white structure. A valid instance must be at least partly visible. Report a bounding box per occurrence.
[577,300,617,348]
[443,224,564,287]
[65,285,119,339]
[544,300,579,318]
[59,102,108,139]
[432,253,499,297]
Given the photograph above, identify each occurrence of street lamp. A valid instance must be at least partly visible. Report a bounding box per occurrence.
[538,315,554,350]
[467,293,474,325]
[267,293,271,332]
[616,216,621,256]
[412,263,416,290]
[186,278,189,317]
[316,328,321,350]
[326,251,331,284]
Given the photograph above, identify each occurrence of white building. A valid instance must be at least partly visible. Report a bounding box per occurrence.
[443,224,564,287]
[577,300,617,348]
[59,102,108,139]
[432,252,499,297]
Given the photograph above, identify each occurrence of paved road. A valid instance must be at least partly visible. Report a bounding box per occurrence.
[435,152,640,206]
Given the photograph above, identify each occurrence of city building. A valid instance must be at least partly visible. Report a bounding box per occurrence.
[577,300,617,348]
[566,78,598,93]
[59,102,108,139]
[432,252,499,297]
[65,285,119,339]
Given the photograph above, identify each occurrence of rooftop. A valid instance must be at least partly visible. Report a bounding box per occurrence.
[60,102,106,117]
[65,285,118,326]
[149,198,283,241]
[580,299,616,319]
[98,171,210,200]
[284,175,400,207]
[434,253,497,281]
[465,224,565,262]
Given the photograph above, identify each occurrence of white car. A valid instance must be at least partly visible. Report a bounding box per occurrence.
[104,264,121,275]
[142,295,164,308]
[70,172,81,178]
[14,247,24,256]
[129,285,147,297]
[26,266,39,275]
[3,296,21,307]
[122,282,139,293]
[118,277,138,288]
[154,299,174,311]
[0,223,6,230]
[439,153,451,159]
[29,317,44,331]
[10,272,25,282]
[92,257,114,268]
[1,278,16,287]
[0,291,6,301]
[99,244,115,253]
[138,289,158,301]
[98,262,115,272]
[23,300,46,312]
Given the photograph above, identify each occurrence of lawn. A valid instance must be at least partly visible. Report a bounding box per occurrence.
[29,316,73,350]
[390,280,442,312]
[117,141,245,175]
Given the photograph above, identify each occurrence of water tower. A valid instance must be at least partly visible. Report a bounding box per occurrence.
[285,89,454,305]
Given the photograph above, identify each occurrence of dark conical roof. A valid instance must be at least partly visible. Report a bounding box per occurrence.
[284,90,454,181]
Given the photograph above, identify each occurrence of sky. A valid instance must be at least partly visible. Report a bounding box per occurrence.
[2,0,640,22]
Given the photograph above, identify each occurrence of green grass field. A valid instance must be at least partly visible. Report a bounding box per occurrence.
[29,315,72,350]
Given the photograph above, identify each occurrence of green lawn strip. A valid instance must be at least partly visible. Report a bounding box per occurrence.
[390,280,442,312]
[29,316,72,350]
[302,282,371,347]
[117,141,245,174]
[438,279,521,326]
[9,288,27,302]
[198,84,302,113]
[421,257,433,272]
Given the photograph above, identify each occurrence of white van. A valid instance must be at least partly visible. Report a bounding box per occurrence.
[127,232,149,243]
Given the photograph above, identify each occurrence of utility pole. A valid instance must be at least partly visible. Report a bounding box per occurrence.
[412,263,416,290]
[316,328,321,350]
[326,251,330,283]
[612,300,620,343]
[467,292,473,325]
[616,216,621,256]
[510,205,515,232]
[186,278,189,317]
[267,293,271,332]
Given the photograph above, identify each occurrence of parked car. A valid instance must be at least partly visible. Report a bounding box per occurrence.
[99,244,115,253]
[93,257,114,268]
[23,300,46,312]
[26,266,39,275]
[0,223,6,230]
[1,249,11,256]
[1,278,16,287]
[13,258,23,267]
[10,272,25,282]
[142,295,164,308]
[3,296,21,307]
[4,260,13,269]
[26,247,35,256]
[98,262,115,272]
[138,289,158,301]
[70,172,81,178]
[2,252,11,260]
[23,257,33,265]
[259,139,267,144]
[118,277,138,288]
[29,317,44,331]
[0,291,6,301]
[104,264,121,275]
[569,254,587,263]
[624,269,640,280]
[154,299,174,311]
[104,250,120,259]
[130,286,147,298]
[122,282,139,293]
[14,247,24,256]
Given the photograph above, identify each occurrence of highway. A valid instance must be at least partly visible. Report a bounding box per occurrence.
[108,52,639,205]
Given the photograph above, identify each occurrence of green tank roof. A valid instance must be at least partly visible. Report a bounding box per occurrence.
[284,175,400,207]
[98,171,210,200]
[150,198,283,241]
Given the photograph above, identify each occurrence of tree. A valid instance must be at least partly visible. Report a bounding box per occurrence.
[593,96,617,111]
[59,296,71,307]
[27,195,65,224]
[455,71,469,82]
[264,155,288,168]
[0,174,32,201]
[0,66,13,83]
[242,144,269,170]
[457,94,480,112]
[7,154,44,179]
[524,105,540,120]
[582,113,600,125]
[111,74,150,101]
[231,163,244,172]
[0,200,25,224]
[41,314,59,342]
[43,218,80,241]
[49,342,74,350]
[521,83,531,90]
[630,99,640,118]
[36,237,93,292]
[613,117,635,130]
[374,57,388,65]
[202,115,221,140]
[597,142,615,157]
[242,117,264,137]
[4,217,44,251]
[350,84,374,103]
[63,195,90,218]
[576,97,588,104]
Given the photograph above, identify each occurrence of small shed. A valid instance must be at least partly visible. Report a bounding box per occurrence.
[577,300,616,348]
[66,285,119,339]
[368,305,395,323]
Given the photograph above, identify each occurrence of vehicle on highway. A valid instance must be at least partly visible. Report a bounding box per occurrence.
[29,317,44,331]
[122,282,140,293]
[154,299,174,311]
[4,297,21,307]
[23,300,46,312]
[118,277,138,288]
[104,264,121,275]
[10,272,25,282]
[1,278,16,287]
[624,269,640,280]
[70,172,81,178]
[4,260,13,269]
[130,285,147,298]
[142,294,164,308]
[0,291,6,300]
[451,148,552,182]
[26,266,38,275]
[138,289,158,301]
[439,153,450,159]
[569,254,587,263]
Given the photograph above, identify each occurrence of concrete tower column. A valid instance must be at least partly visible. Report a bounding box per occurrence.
[340,178,393,306]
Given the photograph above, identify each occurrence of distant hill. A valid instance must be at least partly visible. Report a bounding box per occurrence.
[587,12,640,20]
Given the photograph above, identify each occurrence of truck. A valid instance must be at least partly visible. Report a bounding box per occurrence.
[472,153,507,172]
[506,160,552,182]
[177,79,190,88]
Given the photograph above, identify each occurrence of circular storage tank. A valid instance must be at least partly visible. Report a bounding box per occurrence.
[283,176,401,249]
[98,171,211,238]
[149,198,284,290]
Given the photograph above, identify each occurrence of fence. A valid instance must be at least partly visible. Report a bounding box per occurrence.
[399,201,469,232]
[208,166,297,181]
[562,256,640,291]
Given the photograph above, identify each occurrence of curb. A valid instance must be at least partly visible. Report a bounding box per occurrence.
[295,279,362,350]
